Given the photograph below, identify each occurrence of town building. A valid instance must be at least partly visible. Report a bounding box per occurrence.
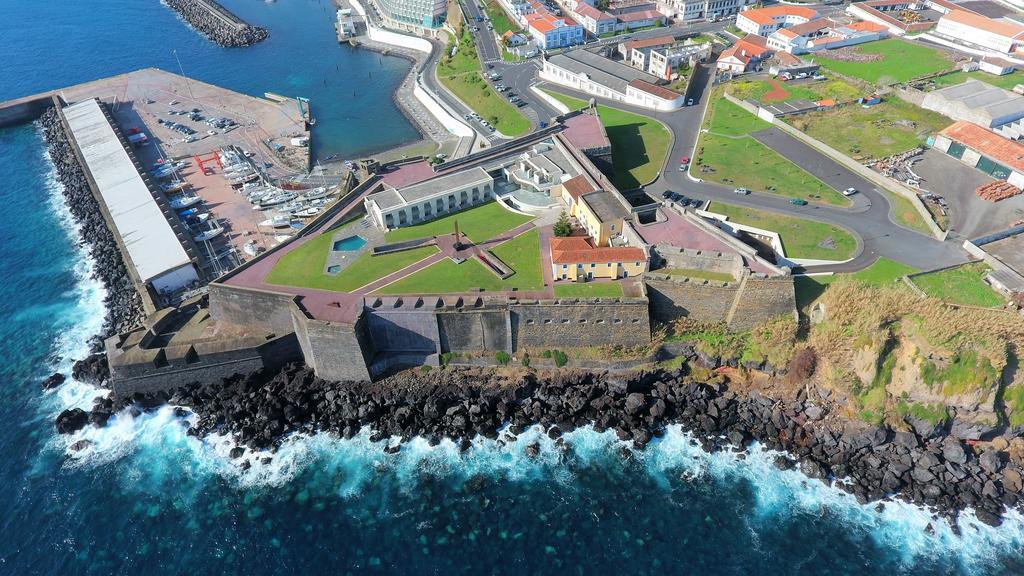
[980,57,1016,76]
[364,167,496,229]
[647,41,712,79]
[550,235,647,281]
[541,48,685,110]
[574,2,619,35]
[336,8,358,38]
[619,35,677,69]
[933,120,1024,189]
[921,79,1024,137]
[371,0,447,37]
[935,9,1024,54]
[735,5,817,37]
[767,19,887,54]
[660,0,756,23]
[716,34,771,73]
[526,6,585,49]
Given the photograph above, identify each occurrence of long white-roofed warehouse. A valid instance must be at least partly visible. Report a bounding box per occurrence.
[62,98,200,300]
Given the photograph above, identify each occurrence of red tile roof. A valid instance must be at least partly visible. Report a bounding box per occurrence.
[550,237,646,265]
[627,79,680,100]
[561,112,611,151]
[846,20,887,32]
[618,9,662,22]
[575,2,614,21]
[718,34,771,65]
[622,35,676,51]
[942,121,1024,173]
[562,175,598,200]
[738,6,816,26]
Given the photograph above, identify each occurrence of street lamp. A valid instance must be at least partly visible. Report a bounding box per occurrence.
[173,49,195,101]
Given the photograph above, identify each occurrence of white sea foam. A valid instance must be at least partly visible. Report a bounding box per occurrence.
[32,122,1024,574]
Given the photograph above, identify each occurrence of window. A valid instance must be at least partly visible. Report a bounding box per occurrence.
[561,319,569,324]
[611,224,615,231]
[590,263,595,268]
[562,264,567,269]
[579,318,587,324]
[607,263,611,267]
[613,319,622,324]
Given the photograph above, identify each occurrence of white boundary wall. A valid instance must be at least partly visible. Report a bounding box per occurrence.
[350,0,473,138]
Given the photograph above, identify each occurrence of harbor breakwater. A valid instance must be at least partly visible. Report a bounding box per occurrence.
[39,107,144,340]
[164,0,269,48]
[56,355,1024,528]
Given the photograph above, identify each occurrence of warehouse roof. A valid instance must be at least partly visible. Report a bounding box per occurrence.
[63,99,192,284]
[370,166,493,210]
[549,49,660,93]
[941,120,1024,173]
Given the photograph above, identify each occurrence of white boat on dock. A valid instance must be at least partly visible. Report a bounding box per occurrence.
[170,195,202,210]
[294,206,321,218]
[259,214,293,228]
[300,187,331,201]
[193,224,224,242]
[257,193,296,208]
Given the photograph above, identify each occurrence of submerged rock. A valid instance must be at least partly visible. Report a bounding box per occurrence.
[55,408,89,435]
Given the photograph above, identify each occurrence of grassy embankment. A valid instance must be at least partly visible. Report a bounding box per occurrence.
[696,93,850,206]
[543,90,671,190]
[814,39,952,85]
[437,28,529,136]
[909,262,1005,308]
[707,202,857,261]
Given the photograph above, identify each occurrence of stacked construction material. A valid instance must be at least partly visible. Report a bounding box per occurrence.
[976,181,1021,202]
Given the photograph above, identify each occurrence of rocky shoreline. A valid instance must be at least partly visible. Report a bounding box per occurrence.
[55,355,1024,529]
[39,108,144,340]
[164,0,268,48]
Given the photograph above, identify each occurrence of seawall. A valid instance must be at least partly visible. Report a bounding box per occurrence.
[0,94,55,129]
[164,0,269,47]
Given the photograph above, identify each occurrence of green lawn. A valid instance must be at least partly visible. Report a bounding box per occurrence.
[725,78,861,105]
[378,228,543,294]
[438,29,529,137]
[814,39,952,85]
[930,70,1024,91]
[880,188,934,236]
[786,98,952,161]
[708,202,858,261]
[658,268,736,282]
[794,257,919,310]
[265,232,437,293]
[544,90,671,190]
[384,201,533,244]
[911,262,1005,308]
[696,96,849,206]
[553,282,625,297]
[484,0,519,36]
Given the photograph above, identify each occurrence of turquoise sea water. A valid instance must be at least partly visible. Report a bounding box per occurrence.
[3,2,1024,574]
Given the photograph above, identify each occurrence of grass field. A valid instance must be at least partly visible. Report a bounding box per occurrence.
[786,98,952,161]
[544,90,671,189]
[696,96,849,206]
[378,229,543,294]
[438,29,529,137]
[384,201,533,244]
[881,189,933,236]
[726,78,861,105]
[266,233,437,293]
[484,0,519,36]
[930,70,1024,91]
[910,262,1004,308]
[553,282,625,297]
[814,39,951,85]
[708,202,858,261]
[794,257,918,310]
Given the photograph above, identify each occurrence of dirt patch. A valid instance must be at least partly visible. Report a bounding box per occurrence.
[823,46,883,63]
[762,79,790,102]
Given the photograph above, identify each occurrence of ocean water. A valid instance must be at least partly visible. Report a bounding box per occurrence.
[0,0,419,159]
[3,3,1024,575]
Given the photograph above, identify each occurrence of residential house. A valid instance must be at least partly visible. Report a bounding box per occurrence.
[574,2,619,35]
[502,30,528,46]
[766,18,887,54]
[575,189,630,246]
[619,35,677,69]
[526,2,585,49]
[716,34,771,73]
[647,41,712,79]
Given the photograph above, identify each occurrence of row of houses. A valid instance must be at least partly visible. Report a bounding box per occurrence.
[618,35,711,79]
[540,46,690,110]
[571,1,665,36]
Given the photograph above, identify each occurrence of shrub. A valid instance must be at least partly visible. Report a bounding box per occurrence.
[521,353,531,367]
[542,350,552,359]
[553,350,568,367]
[440,352,455,367]
[496,351,511,365]
[786,347,817,384]
[420,365,432,373]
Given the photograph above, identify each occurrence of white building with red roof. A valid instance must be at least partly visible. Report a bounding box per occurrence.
[935,9,1024,54]
[735,5,817,37]
[766,18,887,54]
[716,34,772,73]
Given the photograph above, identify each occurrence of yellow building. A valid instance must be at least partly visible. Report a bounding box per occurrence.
[550,236,647,282]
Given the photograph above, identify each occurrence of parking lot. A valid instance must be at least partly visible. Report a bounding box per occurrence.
[912,149,1024,238]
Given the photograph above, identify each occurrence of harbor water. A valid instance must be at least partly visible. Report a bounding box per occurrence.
[1,1,1024,574]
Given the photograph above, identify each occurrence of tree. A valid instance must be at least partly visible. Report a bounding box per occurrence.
[553,210,572,237]
[596,0,609,10]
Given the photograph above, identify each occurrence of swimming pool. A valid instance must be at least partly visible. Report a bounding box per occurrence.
[332,235,366,251]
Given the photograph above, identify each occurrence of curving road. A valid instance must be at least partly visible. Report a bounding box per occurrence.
[532,63,969,273]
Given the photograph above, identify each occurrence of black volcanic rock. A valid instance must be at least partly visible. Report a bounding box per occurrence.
[55,409,89,435]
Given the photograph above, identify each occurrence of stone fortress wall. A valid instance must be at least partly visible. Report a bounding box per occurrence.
[645,271,797,331]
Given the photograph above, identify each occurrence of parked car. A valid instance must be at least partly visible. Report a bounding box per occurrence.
[678,164,687,171]
[842,187,858,196]
[687,99,694,106]
[790,198,808,206]
[689,197,703,207]
[662,190,673,199]
[680,156,690,165]
[733,187,749,195]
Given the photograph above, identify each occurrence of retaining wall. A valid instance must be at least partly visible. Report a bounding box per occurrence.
[511,299,651,349]
[726,275,798,330]
[208,282,298,336]
[291,305,373,382]
[0,95,54,128]
[653,244,743,277]
[646,277,739,324]
[437,309,512,352]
